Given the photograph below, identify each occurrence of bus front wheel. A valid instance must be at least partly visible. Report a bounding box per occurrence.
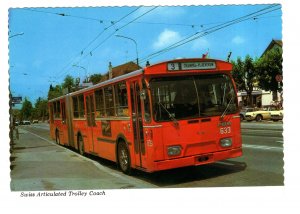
[117,141,131,175]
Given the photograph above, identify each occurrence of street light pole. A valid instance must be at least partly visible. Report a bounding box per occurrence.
[115,35,139,66]
[72,65,87,82]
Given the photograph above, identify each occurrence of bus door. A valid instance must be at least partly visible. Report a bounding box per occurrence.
[130,81,146,169]
[60,99,68,145]
[85,92,97,153]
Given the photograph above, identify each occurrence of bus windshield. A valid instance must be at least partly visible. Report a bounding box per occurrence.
[150,74,238,121]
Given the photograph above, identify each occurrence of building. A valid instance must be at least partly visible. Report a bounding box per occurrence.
[105,61,141,80]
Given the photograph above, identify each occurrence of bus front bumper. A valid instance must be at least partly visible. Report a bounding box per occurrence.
[151,147,242,172]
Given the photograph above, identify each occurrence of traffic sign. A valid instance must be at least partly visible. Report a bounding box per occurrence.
[12,96,22,104]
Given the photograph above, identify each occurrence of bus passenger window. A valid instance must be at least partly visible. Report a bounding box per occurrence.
[104,86,115,116]
[61,102,66,122]
[72,96,79,118]
[78,95,85,118]
[114,82,129,117]
[72,95,85,118]
[54,101,61,118]
[95,89,105,117]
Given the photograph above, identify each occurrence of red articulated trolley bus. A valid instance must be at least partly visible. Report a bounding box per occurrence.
[48,58,242,174]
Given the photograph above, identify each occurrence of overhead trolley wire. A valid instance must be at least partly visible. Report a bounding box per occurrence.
[80,6,142,55]
[23,8,106,22]
[52,7,143,79]
[56,6,157,79]
[72,6,158,66]
[139,5,279,62]
[138,4,281,64]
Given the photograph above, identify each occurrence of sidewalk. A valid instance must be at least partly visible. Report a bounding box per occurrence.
[10,128,156,191]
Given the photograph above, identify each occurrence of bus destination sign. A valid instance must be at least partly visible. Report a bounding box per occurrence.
[167,61,216,71]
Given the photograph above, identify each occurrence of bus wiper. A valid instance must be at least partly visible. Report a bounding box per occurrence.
[220,95,234,120]
[158,102,179,127]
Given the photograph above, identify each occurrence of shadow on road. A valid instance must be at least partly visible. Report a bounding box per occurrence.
[131,160,247,187]
[72,148,247,188]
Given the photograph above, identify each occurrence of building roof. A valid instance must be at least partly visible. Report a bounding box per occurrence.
[112,61,141,77]
[261,39,282,57]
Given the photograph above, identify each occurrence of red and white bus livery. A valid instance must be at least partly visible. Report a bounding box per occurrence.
[49,58,242,174]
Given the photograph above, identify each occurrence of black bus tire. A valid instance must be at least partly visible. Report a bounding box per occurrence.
[117,140,131,175]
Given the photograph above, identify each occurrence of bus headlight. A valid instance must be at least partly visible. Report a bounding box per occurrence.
[220,138,232,148]
[167,146,181,156]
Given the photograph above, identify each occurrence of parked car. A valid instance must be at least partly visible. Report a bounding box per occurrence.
[245,106,283,122]
[245,108,271,121]
[32,120,39,124]
[270,109,284,121]
[22,120,31,125]
[239,107,254,121]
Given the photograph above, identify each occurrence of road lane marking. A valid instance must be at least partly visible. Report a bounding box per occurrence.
[243,144,283,151]
[22,128,158,188]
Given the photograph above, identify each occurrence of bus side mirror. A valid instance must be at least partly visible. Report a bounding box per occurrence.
[140,89,146,100]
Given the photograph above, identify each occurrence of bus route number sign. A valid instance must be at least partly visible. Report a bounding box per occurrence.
[168,62,216,71]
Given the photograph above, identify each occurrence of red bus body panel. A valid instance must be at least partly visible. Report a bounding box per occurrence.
[48,58,242,173]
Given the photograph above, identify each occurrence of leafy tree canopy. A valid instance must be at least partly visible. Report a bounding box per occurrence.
[256,47,283,92]
[88,73,103,85]
[20,97,33,120]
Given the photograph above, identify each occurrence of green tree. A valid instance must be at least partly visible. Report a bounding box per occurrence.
[34,97,48,121]
[48,84,63,100]
[12,109,21,122]
[231,55,257,106]
[21,97,33,120]
[88,73,103,85]
[62,75,75,93]
[256,47,283,101]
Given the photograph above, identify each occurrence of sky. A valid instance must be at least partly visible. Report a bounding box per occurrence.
[8,4,282,105]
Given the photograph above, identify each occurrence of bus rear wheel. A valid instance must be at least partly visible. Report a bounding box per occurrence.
[78,135,84,156]
[117,141,131,174]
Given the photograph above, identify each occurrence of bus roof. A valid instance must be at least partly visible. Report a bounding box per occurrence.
[49,58,232,102]
[49,68,144,102]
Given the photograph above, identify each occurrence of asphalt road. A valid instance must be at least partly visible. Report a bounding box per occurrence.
[10,121,284,190]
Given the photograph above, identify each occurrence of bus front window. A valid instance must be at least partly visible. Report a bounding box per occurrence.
[150,74,238,122]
